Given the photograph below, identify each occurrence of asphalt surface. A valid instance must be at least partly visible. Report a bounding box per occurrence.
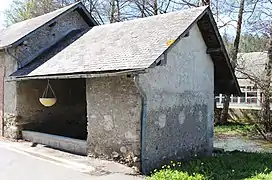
[0,142,96,180]
[0,142,142,180]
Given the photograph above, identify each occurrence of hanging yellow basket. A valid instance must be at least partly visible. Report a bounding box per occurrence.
[39,80,57,107]
[39,98,57,107]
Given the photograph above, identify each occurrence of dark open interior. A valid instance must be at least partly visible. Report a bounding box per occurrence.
[17,78,87,140]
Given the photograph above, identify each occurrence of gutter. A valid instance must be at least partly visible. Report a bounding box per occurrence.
[133,75,148,174]
[6,69,147,82]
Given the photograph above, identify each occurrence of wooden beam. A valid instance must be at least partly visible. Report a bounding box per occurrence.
[206,47,222,54]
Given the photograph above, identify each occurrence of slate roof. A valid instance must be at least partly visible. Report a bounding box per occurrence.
[236,52,268,79]
[14,6,208,77]
[0,2,94,49]
[9,5,240,95]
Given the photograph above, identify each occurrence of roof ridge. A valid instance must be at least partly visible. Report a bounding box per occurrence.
[92,6,208,29]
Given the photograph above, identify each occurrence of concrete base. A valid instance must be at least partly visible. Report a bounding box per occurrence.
[22,130,87,155]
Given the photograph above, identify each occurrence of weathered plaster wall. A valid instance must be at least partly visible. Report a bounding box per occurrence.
[86,76,141,167]
[16,79,87,140]
[138,24,214,173]
[10,10,89,67]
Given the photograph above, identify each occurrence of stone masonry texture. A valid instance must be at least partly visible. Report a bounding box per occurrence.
[1,51,19,138]
[86,76,142,167]
[10,10,89,68]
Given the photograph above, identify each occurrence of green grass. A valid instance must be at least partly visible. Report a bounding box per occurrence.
[148,151,272,180]
[214,124,255,137]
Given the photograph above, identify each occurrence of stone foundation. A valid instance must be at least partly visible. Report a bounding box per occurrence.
[3,113,20,139]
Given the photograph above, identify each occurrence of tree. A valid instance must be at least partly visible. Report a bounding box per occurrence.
[4,0,74,25]
[199,0,210,6]
[241,0,272,134]
[4,0,36,25]
[239,34,269,53]
[217,0,245,125]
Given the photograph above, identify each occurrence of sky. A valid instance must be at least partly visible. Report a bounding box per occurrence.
[0,0,12,30]
[0,0,238,39]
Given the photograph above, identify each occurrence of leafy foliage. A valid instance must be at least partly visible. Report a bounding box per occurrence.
[239,33,269,53]
[214,124,255,137]
[4,0,75,25]
[148,152,272,180]
[222,32,269,54]
[4,0,36,25]
[148,169,204,180]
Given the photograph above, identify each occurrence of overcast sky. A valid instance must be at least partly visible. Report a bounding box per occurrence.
[0,0,12,30]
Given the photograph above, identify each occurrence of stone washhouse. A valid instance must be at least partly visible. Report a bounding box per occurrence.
[0,2,240,174]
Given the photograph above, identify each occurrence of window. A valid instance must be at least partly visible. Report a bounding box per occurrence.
[240,93,246,103]
[246,92,257,104]
[247,98,257,104]
[232,96,238,103]
[247,92,257,97]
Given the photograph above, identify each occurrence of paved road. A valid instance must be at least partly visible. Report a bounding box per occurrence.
[0,142,95,180]
[0,142,142,180]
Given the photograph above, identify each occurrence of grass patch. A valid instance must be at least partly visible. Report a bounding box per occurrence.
[148,151,272,180]
[214,124,254,137]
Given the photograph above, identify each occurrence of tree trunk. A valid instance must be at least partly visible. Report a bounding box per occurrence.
[217,0,245,125]
[199,0,210,6]
[218,95,230,125]
[141,0,146,17]
[116,0,120,22]
[262,33,272,132]
[154,0,158,15]
[110,0,116,23]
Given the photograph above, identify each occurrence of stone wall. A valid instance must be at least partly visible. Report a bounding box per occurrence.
[10,10,90,67]
[1,52,19,138]
[86,76,142,167]
[17,79,87,140]
[138,24,214,173]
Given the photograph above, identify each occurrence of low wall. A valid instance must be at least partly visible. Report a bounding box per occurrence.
[22,130,87,155]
